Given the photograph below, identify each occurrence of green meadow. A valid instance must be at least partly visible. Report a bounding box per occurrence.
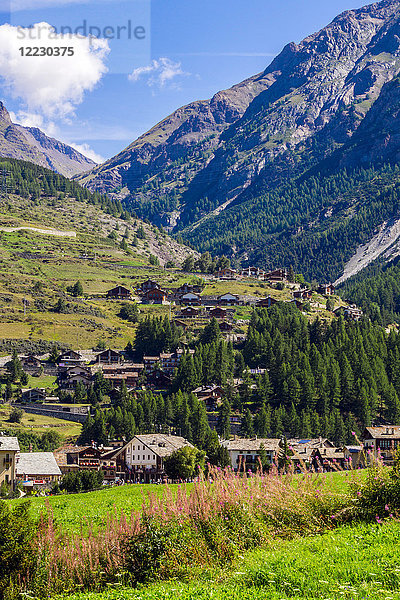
[55,519,400,600]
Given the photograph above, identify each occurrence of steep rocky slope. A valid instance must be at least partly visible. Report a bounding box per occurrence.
[78,0,400,281]
[0,102,96,177]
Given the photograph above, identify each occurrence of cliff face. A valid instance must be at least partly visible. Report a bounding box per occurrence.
[0,103,96,177]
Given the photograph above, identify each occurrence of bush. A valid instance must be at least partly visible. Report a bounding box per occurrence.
[60,469,104,493]
[0,501,37,597]
[119,302,139,323]
[163,446,205,480]
[349,449,400,521]
[9,408,23,424]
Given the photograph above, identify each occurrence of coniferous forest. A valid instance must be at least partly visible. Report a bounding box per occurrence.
[80,304,400,448]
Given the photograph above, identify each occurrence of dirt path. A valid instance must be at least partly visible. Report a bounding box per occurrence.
[0,226,76,238]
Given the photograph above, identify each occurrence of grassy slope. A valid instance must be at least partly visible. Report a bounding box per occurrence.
[55,519,400,600]
[0,403,81,439]
[15,482,188,532]
[0,192,199,349]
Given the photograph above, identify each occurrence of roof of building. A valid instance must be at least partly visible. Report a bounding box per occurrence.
[16,452,61,477]
[53,445,94,467]
[363,426,400,439]
[221,438,281,452]
[0,436,20,452]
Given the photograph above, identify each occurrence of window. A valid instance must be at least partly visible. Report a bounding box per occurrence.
[148,455,150,460]
[143,455,145,460]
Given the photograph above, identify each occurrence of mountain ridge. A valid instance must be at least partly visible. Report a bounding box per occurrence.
[77,0,400,281]
[0,102,96,177]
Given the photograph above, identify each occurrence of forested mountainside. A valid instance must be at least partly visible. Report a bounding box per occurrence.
[341,255,400,325]
[77,0,400,281]
[0,102,95,177]
[81,303,400,447]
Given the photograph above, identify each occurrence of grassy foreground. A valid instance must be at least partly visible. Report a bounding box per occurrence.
[54,519,400,600]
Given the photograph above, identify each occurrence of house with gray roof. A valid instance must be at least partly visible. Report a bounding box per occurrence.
[112,434,194,482]
[16,452,62,490]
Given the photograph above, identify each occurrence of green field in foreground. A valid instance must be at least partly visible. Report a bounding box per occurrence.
[55,519,400,600]
[16,483,188,532]
[16,470,362,533]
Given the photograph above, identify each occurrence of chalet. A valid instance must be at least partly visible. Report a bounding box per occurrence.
[219,321,233,332]
[265,268,288,282]
[55,445,117,481]
[143,356,161,373]
[21,388,47,403]
[21,354,42,372]
[218,293,239,306]
[361,426,400,464]
[318,283,335,296]
[193,384,224,400]
[95,349,123,364]
[103,370,141,389]
[221,438,281,471]
[334,305,363,321]
[311,446,346,471]
[241,267,265,279]
[288,438,335,470]
[179,292,202,306]
[344,445,364,469]
[58,365,92,390]
[343,305,363,321]
[138,280,161,294]
[142,288,169,304]
[16,452,62,491]
[111,434,194,483]
[56,350,83,369]
[215,267,239,280]
[143,350,191,375]
[146,369,173,388]
[102,364,144,388]
[209,306,227,319]
[180,306,201,318]
[160,350,190,375]
[0,437,19,490]
[107,285,132,300]
[256,297,278,308]
[293,289,312,300]
[176,283,203,295]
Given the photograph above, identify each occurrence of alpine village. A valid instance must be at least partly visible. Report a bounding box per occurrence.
[3,1,400,599]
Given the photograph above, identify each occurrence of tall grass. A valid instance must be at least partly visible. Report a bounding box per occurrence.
[15,466,347,598]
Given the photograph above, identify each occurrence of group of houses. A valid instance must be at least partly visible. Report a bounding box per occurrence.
[1,425,397,491]
[17,347,194,398]
[105,275,364,324]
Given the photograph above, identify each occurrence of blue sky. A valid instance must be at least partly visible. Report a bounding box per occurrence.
[0,0,375,162]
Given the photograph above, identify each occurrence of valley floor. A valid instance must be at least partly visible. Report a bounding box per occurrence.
[54,519,400,600]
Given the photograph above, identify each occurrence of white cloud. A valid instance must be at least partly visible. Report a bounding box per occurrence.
[69,142,104,164]
[129,57,188,89]
[0,22,109,122]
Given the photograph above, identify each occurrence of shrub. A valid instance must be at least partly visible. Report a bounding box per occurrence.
[349,449,400,521]
[163,446,205,480]
[0,501,37,598]
[9,408,23,423]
